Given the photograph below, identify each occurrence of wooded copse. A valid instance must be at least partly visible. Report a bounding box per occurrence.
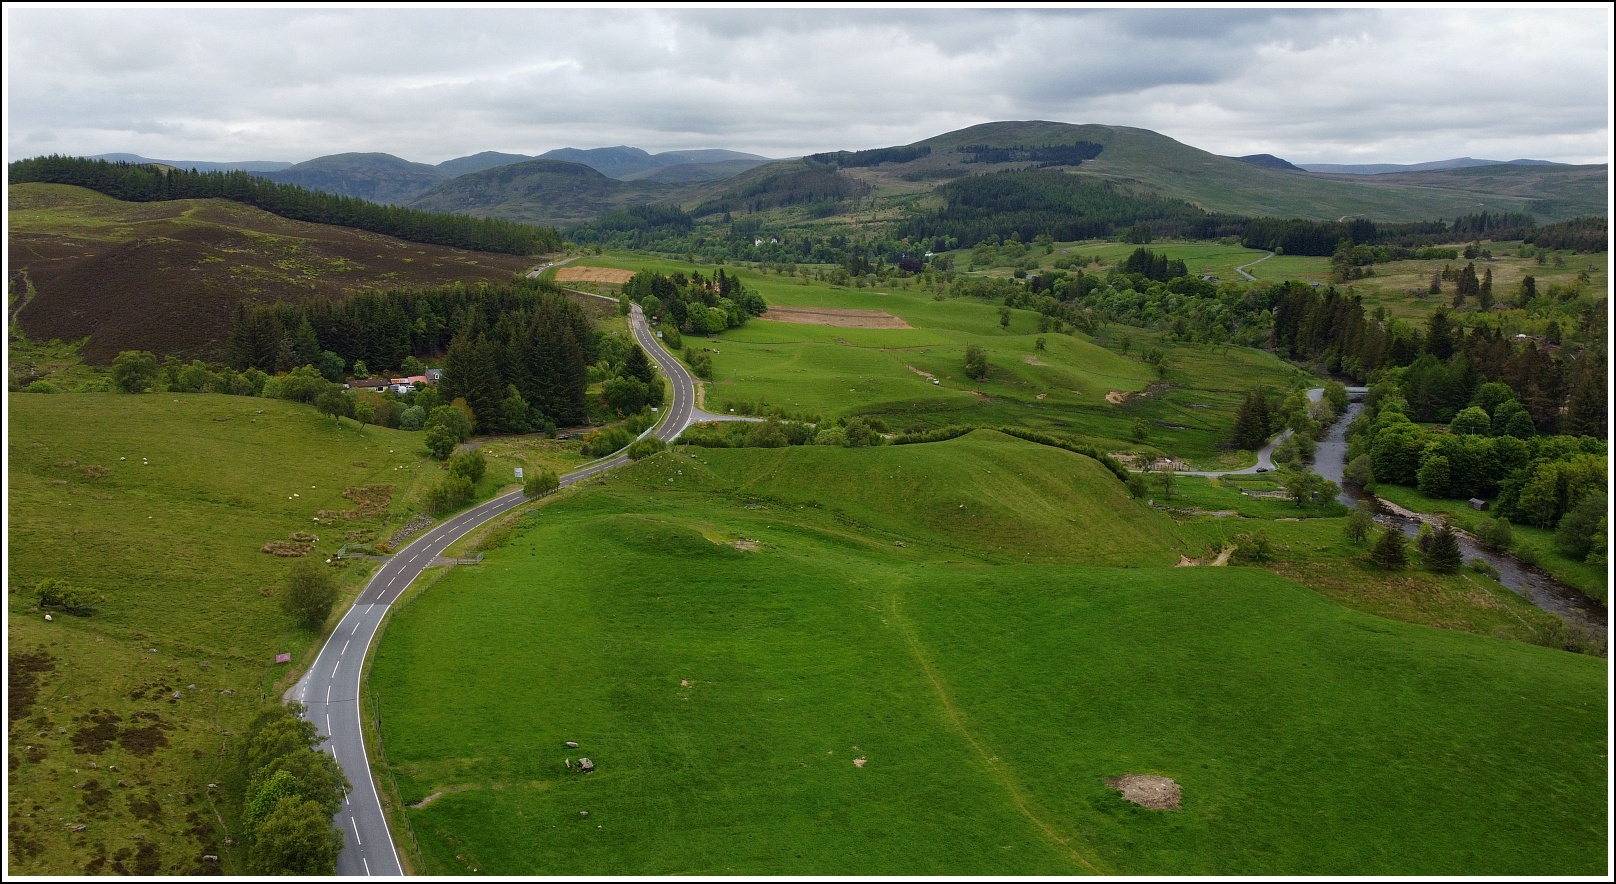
[8,155,561,255]
[620,268,766,334]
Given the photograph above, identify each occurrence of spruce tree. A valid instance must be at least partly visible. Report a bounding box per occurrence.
[1426,522,1463,573]
[1371,527,1408,570]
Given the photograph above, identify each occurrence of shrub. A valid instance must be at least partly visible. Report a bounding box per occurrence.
[521,469,559,500]
[627,436,666,459]
[422,474,475,516]
[1344,507,1374,545]
[580,426,634,458]
[35,578,105,615]
[1474,517,1513,551]
[398,406,426,431]
[282,562,337,630]
[423,424,457,461]
[1230,532,1273,564]
[446,450,486,485]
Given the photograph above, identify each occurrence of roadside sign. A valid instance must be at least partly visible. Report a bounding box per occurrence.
[515,467,524,479]
[274,653,291,664]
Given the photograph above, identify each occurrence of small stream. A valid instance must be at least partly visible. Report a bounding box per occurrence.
[1313,397,1607,650]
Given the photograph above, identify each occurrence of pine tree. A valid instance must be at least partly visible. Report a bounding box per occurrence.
[1426,522,1463,573]
[1371,527,1408,570]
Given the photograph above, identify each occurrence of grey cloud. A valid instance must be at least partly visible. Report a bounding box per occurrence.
[5,8,1608,165]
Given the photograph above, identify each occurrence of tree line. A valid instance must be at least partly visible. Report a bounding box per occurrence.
[895,169,1244,248]
[228,279,596,428]
[958,141,1104,166]
[807,145,932,167]
[9,155,561,255]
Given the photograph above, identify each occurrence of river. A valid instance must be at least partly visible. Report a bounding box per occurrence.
[1312,397,1607,651]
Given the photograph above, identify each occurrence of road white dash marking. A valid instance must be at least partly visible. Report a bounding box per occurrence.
[332,661,340,678]
[363,856,371,875]
[350,816,362,845]
[326,686,331,704]
[342,640,350,655]
[326,713,331,732]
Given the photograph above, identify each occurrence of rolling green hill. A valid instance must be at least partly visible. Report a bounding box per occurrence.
[828,121,1603,223]
[407,160,677,226]
[371,437,1607,876]
[6,394,434,875]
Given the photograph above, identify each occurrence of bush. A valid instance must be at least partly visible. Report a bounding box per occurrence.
[1474,517,1513,551]
[1230,532,1274,564]
[580,426,634,458]
[1555,492,1607,561]
[524,469,560,498]
[398,405,426,431]
[423,474,475,516]
[35,578,104,615]
[423,424,457,461]
[282,562,337,630]
[446,450,486,485]
[626,436,666,460]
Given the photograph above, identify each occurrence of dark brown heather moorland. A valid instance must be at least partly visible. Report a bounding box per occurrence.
[8,183,537,363]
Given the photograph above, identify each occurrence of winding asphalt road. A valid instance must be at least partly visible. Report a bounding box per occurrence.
[293,302,695,876]
[1172,387,1324,478]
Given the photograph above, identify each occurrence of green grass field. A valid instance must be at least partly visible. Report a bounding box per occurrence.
[566,254,1311,467]
[370,436,1607,876]
[6,394,439,874]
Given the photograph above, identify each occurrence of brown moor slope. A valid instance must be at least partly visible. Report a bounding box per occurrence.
[8,184,536,363]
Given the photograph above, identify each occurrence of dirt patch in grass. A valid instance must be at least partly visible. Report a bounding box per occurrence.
[342,484,393,516]
[70,709,123,754]
[554,266,635,285]
[729,539,762,551]
[1106,774,1182,810]
[8,649,56,723]
[412,791,445,809]
[118,711,172,756]
[759,306,912,329]
[129,789,164,822]
[260,540,312,557]
[1106,390,1130,405]
[906,364,935,380]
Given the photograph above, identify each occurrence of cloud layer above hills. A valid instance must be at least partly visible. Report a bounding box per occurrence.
[7,7,1610,165]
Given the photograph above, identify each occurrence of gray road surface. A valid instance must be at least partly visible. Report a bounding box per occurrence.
[294,302,693,876]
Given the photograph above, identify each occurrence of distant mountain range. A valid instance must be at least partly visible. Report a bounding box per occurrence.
[78,129,1603,226]
[1299,157,1570,175]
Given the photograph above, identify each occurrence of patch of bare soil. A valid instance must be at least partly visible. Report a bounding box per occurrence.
[412,791,444,809]
[969,391,991,402]
[1105,390,1130,405]
[1175,555,1199,567]
[729,539,761,551]
[554,266,635,284]
[906,364,935,379]
[759,306,912,329]
[8,649,56,723]
[1024,356,1045,365]
[1106,774,1182,810]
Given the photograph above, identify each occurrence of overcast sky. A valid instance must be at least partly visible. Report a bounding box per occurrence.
[5,6,1611,166]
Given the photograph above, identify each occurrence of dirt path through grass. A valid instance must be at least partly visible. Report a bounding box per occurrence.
[885,590,1100,874]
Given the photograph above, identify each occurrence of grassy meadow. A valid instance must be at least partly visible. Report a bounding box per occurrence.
[370,436,1607,876]
[562,253,1312,468]
[5,394,441,874]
